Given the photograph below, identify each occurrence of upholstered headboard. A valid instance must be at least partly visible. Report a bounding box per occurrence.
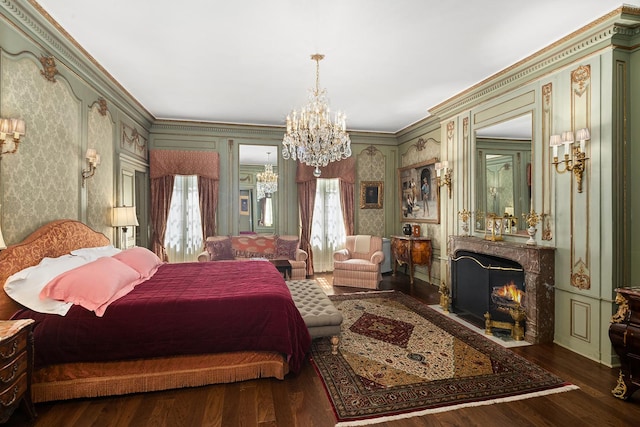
[0,219,110,319]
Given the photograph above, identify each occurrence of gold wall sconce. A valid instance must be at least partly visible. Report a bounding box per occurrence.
[0,118,26,156]
[435,161,452,198]
[81,148,101,187]
[550,128,589,193]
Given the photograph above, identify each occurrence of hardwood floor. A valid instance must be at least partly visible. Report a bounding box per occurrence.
[8,273,640,427]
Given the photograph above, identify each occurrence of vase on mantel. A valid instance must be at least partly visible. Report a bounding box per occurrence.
[526,226,537,245]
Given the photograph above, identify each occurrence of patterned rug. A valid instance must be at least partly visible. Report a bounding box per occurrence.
[310,291,578,426]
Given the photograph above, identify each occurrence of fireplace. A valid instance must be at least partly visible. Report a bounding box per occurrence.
[448,236,555,344]
[451,250,525,329]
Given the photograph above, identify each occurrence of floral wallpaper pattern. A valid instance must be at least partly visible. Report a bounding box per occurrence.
[86,104,114,241]
[1,56,80,243]
[357,146,386,236]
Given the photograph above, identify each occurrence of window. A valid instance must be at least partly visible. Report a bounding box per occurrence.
[311,178,346,272]
[164,175,203,263]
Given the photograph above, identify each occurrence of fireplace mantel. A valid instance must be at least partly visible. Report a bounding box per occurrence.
[449,236,555,343]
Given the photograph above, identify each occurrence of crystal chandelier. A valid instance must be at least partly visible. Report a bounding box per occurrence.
[282,53,351,177]
[256,152,278,200]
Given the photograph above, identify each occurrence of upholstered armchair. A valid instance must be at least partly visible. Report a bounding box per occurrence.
[333,235,384,289]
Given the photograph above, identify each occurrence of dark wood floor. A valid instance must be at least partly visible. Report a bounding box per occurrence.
[8,272,640,426]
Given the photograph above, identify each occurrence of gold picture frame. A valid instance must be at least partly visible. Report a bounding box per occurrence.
[398,158,440,223]
[360,181,383,209]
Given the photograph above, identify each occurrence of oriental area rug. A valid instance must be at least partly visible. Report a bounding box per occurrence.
[310,291,578,426]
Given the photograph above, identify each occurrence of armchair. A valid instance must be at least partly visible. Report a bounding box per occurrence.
[332,235,384,289]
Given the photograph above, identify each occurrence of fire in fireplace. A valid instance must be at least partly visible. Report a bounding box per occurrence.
[451,250,525,331]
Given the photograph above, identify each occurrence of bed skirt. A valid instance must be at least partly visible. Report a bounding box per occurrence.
[32,351,288,402]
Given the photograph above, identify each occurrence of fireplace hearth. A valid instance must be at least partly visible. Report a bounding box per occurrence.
[448,236,555,343]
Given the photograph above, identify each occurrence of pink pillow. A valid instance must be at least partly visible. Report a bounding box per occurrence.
[40,257,144,317]
[112,247,163,278]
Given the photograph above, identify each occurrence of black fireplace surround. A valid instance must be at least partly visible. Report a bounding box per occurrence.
[451,250,525,329]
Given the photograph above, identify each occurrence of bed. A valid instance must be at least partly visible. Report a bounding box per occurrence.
[0,219,310,403]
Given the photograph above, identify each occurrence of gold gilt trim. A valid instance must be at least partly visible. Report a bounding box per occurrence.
[542,82,553,241]
[610,293,629,324]
[571,65,591,96]
[612,371,628,399]
[39,55,58,82]
[570,258,591,290]
[446,121,455,143]
[97,98,108,116]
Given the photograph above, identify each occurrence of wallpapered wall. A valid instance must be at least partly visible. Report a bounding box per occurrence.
[357,146,386,236]
[86,104,114,241]
[1,56,80,242]
[0,54,115,244]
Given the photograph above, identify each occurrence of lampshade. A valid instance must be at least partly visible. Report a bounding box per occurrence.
[112,206,139,227]
[562,131,574,143]
[576,128,590,141]
[549,134,563,147]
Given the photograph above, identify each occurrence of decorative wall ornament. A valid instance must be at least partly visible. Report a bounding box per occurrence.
[39,55,58,82]
[447,121,455,141]
[121,123,148,158]
[364,145,379,157]
[571,65,591,96]
[571,259,591,290]
[97,98,108,116]
[541,82,553,239]
[569,63,592,290]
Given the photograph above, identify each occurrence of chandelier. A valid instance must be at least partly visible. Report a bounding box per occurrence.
[282,53,351,177]
[256,152,278,200]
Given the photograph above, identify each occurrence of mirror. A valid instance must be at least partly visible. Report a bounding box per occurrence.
[474,113,532,234]
[239,145,278,233]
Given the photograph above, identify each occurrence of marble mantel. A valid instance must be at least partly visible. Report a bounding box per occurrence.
[448,236,556,344]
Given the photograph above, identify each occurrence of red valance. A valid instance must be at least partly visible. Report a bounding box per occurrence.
[150,150,219,180]
[295,157,356,183]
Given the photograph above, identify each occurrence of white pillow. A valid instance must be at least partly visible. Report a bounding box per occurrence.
[71,245,121,261]
[4,255,90,315]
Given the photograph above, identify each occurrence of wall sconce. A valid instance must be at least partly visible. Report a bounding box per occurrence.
[112,206,139,249]
[0,118,26,156]
[550,128,589,193]
[435,161,452,199]
[81,148,101,187]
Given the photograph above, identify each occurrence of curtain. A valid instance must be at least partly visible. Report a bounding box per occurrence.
[165,176,203,263]
[150,175,174,262]
[297,180,316,276]
[198,176,218,239]
[339,180,355,236]
[311,179,346,273]
[150,150,219,260]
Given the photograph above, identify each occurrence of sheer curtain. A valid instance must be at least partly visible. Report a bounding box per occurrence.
[311,178,346,273]
[164,175,203,263]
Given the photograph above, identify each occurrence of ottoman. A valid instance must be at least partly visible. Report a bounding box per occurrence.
[286,280,343,354]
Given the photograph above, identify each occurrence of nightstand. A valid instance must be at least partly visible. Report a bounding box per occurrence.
[0,319,36,423]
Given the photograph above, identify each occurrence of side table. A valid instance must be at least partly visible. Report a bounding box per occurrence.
[269,259,292,280]
[0,319,36,424]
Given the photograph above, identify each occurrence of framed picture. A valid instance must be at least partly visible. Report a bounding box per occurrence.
[239,195,250,216]
[360,181,384,209]
[398,158,440,223]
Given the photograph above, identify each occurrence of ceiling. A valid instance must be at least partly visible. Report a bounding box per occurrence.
[33,0,636,139]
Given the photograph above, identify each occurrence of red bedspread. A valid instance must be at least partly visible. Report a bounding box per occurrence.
[12,260,311,373]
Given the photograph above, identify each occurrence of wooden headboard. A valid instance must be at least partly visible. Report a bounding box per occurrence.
[0,219,110,319]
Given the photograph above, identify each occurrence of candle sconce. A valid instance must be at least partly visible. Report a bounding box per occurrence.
[549,128,589,193]
[435,161,452,199]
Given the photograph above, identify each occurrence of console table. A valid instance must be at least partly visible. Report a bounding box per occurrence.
[610,287,640,399]
[390,236,432,284]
